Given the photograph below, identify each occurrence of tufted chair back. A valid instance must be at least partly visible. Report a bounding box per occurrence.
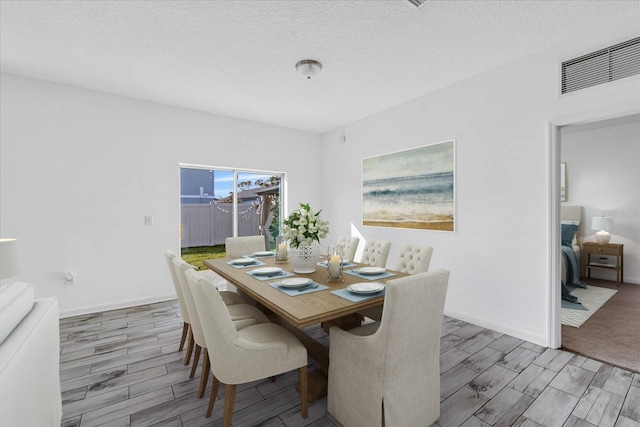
[395,244,433,274]
[335,236,360,262]
[359,240,391,268]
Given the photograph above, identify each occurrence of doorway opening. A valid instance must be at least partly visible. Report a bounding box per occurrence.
[550,113,639,371]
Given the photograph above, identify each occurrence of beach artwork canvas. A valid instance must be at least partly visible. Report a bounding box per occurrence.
[363,140,455,231]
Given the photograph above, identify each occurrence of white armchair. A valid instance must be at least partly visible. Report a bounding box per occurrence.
[359,239,391,268]
[187,269,309,424]
[336,235,360,262]
[328,269,449,427]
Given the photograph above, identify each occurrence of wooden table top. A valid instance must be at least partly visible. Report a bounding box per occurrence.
[204,256,408,329]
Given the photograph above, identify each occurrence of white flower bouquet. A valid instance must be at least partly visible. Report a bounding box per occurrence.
[282,203,329,248]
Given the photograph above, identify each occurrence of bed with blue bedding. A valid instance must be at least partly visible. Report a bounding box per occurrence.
[561,206,586,304]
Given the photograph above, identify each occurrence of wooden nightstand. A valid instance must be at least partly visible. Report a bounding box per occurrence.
[582,242,624,286]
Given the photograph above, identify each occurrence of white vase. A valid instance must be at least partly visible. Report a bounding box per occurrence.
[289,241,320,273]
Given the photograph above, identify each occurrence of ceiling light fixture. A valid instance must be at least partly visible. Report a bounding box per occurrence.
[295,59,322,79]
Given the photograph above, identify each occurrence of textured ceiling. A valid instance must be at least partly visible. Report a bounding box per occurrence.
[1,1,638,133]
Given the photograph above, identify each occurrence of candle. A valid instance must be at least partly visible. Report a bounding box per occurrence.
[277,243,287,260]
[329,254,341,277]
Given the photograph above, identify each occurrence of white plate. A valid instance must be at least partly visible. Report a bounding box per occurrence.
[348,282,385,294]
[279,278,313,288]
[251,267,283,276]
[357,266,385,275]
[231,258,257,266]
[252,251,275,257]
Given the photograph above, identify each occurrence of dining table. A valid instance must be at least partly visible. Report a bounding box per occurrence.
[203,253,408,401]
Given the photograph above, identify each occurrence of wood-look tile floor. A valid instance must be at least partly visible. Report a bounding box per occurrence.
[59,300,640,427]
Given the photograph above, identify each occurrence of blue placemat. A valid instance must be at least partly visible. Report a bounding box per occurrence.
[344,269,397,281]
[316,260,357,269]
[331,287,386,303]
[246,270,294,281]
[226,260,266,269]
[268,281,329,296]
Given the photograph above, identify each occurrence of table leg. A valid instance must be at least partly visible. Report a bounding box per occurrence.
[321,313,362,334]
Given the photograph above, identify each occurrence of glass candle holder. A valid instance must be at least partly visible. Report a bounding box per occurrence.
[327,245,343,281]
[276,235,288,263]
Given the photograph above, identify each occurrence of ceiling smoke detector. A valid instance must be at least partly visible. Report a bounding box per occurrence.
[295,59,322,79]
[407,0,428,8]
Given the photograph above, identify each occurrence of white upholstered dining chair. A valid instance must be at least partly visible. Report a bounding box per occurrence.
[360,243,435,321]
[187,269,309,425]
[395,243,433,274]
[328,269,450,427]
[164,250,192,352]
[166,250,246,354]
[173,258,271,398]
[225,236,266,258]
[336,235,360,262]
[359,239,391,268]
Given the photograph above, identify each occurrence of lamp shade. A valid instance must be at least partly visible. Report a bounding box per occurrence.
[591,217,613,232]
[0,238,19,279]
[591,217,613,245]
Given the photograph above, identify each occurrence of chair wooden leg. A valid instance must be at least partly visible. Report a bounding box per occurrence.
[190,345,201,378]
[184,329,194,365]
[178,322,189,351]
[299,366,308,419]
[222,384,237,427]
[206,375,220,418]
[198,349,210,398]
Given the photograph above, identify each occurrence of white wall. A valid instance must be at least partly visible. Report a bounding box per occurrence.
[561,115,640,284]
[0,74,322,316]
[320,17,640,346]
[2,15,638,347]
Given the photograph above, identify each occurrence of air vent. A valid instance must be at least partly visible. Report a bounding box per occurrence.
[406,0,428,8]
[562,37,640,94]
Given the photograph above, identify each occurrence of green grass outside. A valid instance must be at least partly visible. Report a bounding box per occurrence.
[181,245,226,271]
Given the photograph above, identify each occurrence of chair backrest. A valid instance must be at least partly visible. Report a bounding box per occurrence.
[164,250,189,323]
[172,257,207,347]
[186,268,240,345]
[335,236,359,262]
[225,236,266,258]
[360,240,391,268]
[394,244,433,274]
[187,269,259,384]
[378,269,449,426]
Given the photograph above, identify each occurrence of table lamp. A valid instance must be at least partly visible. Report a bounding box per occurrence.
[591,217,613,245]
[0,238,20,280]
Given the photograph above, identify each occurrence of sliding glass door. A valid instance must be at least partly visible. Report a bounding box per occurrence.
[180,165,283,251]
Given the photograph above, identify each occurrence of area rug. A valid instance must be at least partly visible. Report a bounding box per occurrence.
[561,286,618,328]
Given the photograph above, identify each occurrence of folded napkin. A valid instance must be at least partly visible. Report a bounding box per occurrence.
[268,281,328,296]
[344,270,396,281]
[246,270,294,281]
[226,260,266,269]
[331,287,386,303]
[245,252,275,258]
[316,260,357,269]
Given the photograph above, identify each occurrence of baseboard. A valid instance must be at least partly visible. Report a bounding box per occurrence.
[444,308,548,348]
[59,293,177,319]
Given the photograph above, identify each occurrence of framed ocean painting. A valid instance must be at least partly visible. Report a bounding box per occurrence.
[362,140,455,232]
